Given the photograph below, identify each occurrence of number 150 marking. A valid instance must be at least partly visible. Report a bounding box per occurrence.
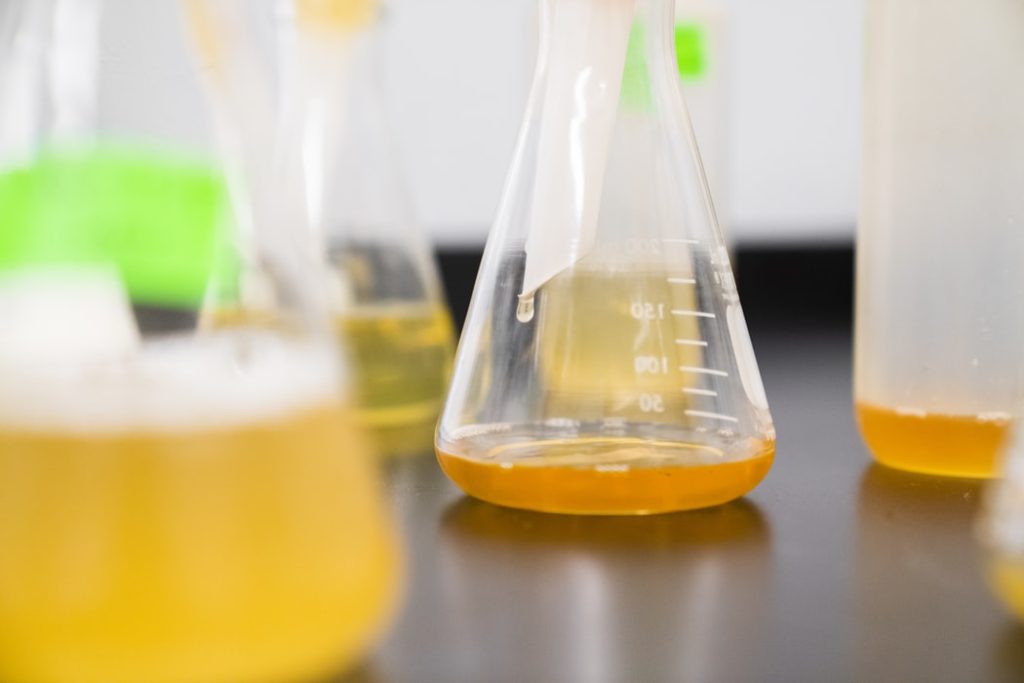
[630,302,665,320]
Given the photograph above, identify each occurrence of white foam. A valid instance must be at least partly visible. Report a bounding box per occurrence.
[0,331,340,434]
[0,267,140,368]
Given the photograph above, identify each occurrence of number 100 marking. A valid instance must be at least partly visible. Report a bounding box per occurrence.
[634,356,669,374]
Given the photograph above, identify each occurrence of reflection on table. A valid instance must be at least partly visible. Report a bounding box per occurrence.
[856,464,1023,682]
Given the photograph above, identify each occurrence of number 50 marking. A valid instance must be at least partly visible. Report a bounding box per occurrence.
[638,393,665,413]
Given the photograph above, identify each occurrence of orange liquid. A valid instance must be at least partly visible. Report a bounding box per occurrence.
[437,438,774,515]
[0,405,399,683]
[855,402,1010,478]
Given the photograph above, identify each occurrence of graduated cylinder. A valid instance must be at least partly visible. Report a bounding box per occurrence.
[855,0,1024,477]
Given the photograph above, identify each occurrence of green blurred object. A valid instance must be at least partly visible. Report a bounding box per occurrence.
[622,22,653,110]
[0,146,228,308]
[622,21,710,110]
[675,23,708,80]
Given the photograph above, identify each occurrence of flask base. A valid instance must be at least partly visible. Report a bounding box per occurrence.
[855,402,1009,478]
[436,435,773,515]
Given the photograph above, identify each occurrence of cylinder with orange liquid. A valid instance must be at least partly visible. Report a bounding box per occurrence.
[856,0,1024,477]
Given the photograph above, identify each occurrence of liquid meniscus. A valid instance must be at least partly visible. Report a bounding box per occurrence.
[855,402,1010,478]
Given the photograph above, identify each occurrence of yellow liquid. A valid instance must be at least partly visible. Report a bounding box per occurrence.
[204,303,454,455]
[855,402,1010,478]
[295,0,375,29]
[988,556,1024,620]
[438,437,774,515]
[0,405,399,683]
[537,269,703,420]
[338,303,454,454]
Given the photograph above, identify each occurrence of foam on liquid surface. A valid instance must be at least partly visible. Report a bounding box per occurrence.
[0,332,339,433]
[0,269,337,433]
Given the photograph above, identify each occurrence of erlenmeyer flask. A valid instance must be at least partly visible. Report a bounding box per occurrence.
[317,7,455,456]
[436,0,774,515]
[0,1,400,681]
[201,0,455,456]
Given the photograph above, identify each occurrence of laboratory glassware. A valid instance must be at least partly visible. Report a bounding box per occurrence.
[315,4,455,455]
[198,0,455,456]
[436,0,775,515]
[855,0,1024,477]
[0,1,400,681]
[675,0,731,238]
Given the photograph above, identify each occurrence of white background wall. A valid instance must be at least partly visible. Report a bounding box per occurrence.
[380,0,863,246]
[105,0,864,247]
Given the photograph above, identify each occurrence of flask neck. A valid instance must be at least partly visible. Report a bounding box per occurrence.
[537,0,678,70]
[536,0,680,115]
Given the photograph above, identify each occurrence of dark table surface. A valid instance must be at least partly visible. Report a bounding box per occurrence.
[351,325,1024,683]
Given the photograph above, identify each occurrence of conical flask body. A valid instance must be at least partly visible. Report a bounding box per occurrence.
[436,0,774,515]
[196,2,454,455]
[0,2,400,680]
[317,20,455,454]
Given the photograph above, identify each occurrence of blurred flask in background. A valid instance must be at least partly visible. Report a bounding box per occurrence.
[0,1,401,681]
[199,0,455,457]
[320,3,456,457]
[855,0,1024,478]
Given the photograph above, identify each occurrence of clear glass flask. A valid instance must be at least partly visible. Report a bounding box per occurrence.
[436,0,775,515]
[200,0,454,456]
[855,0,1024,478]
[674,0,731,239]
[321,8,455,456]
[0,1,400,681]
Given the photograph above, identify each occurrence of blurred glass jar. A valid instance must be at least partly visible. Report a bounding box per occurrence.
[855,0,1024,478]
[0,1,400,681]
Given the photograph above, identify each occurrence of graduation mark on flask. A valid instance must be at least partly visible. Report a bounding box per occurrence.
[672,309,716,319]
[683,388,719,398]
[685,410,739,424]
[679,366,729,378]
